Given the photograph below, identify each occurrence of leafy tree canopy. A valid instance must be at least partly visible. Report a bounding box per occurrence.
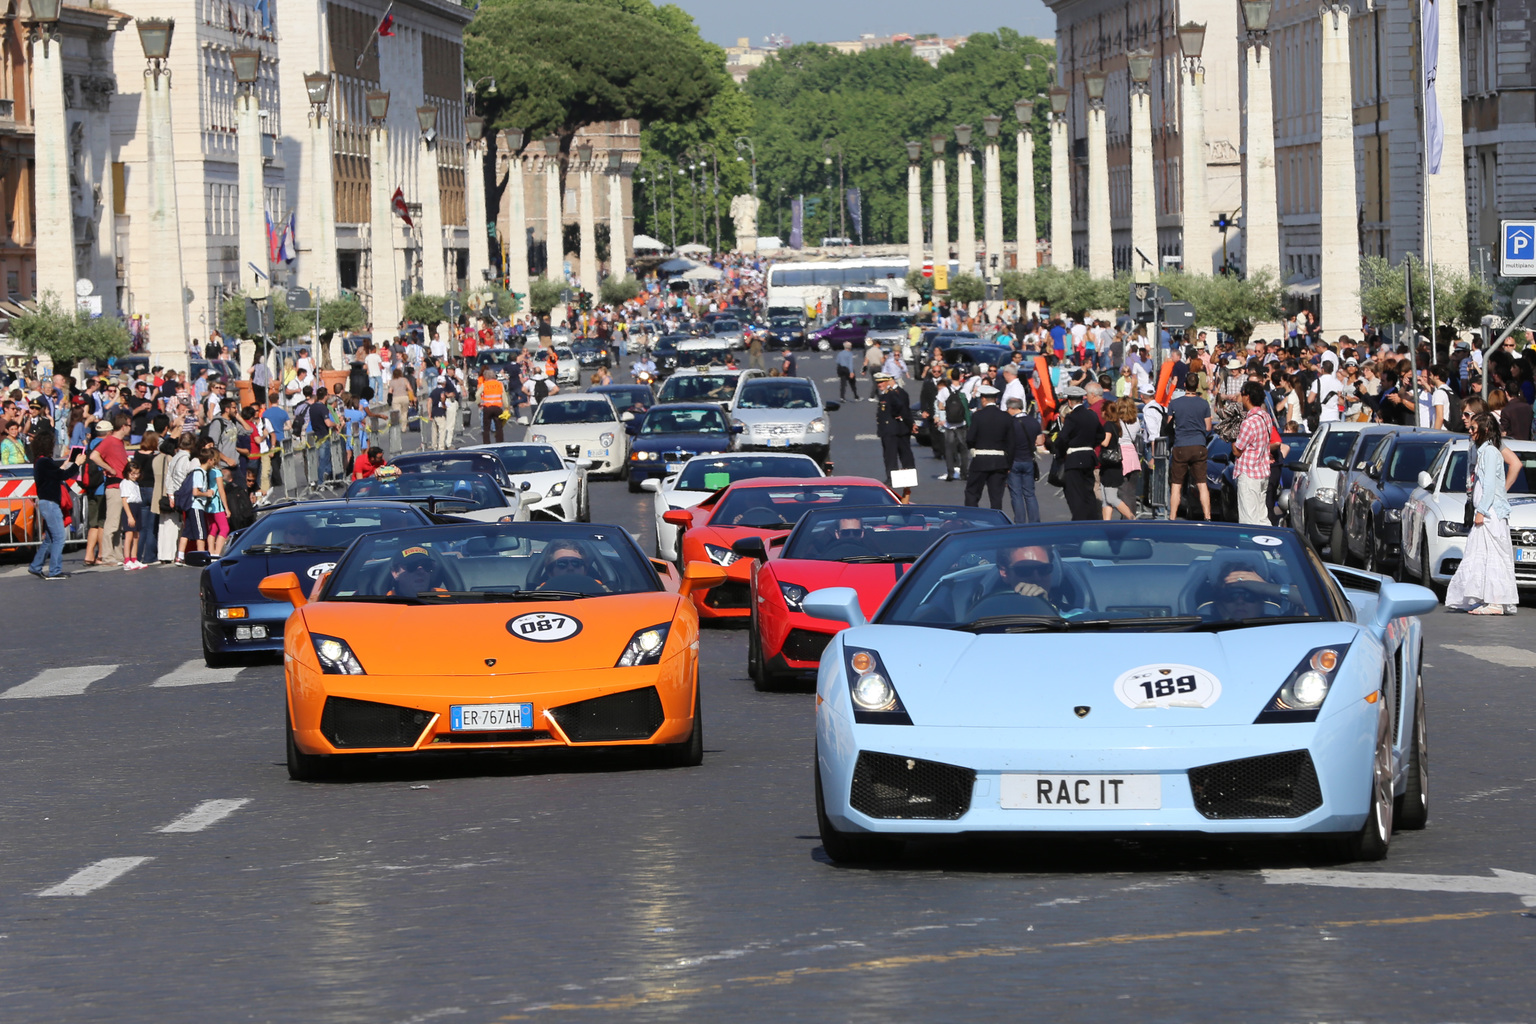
[11,293,130,374]
[527,278,566,316]
[1360,256,1493,339]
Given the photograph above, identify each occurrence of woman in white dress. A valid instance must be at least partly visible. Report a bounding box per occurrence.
[1446,412,1520,615]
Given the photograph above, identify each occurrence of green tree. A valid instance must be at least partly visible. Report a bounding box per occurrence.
[946,273,985,305]
[402,293,451,332]
[1164,270,1283,345]
[320,294,368,336]
[1002,266,1118,318]
[1360,255,1494,340]
[905,268,933,301]
[599,275,643,305]
[10,293,130,376]
[527,278,566,316]
[219,293,250,340]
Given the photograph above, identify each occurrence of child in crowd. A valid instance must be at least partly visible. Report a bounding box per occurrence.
[120,461,145,570]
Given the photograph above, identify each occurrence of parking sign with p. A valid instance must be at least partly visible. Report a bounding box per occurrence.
[1503,220,1536,277]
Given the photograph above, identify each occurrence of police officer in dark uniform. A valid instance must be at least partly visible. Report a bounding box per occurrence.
[875,372,915,500]
[963,384,1015,509]
[1056,384,1102,520]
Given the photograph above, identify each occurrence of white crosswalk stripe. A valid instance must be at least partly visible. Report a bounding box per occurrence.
[150,659,245,688]
[1,664,119,699]
[1441,644,1536,668]
[157,798,251,833]
[855,434,879,441]
[38,857,153,897]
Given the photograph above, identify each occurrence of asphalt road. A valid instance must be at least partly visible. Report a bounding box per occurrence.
[2,349,1535,1023]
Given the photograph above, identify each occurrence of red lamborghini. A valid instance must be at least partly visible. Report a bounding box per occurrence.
[745,504,1010,689]
[663,477,900,622]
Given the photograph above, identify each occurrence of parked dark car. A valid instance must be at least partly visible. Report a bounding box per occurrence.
[1322,425,1400,558]
[1338,428,1455,572]
[624,402,742,492]
[571,338,613,369]
[761,316,810,350]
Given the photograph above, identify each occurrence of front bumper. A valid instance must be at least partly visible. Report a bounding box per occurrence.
[739,440,830,463]
[202,603,289,654]
[1304,496,1337,535]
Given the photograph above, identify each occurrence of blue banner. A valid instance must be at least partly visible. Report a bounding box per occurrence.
[845,187,863,242]
[790,196,804,250]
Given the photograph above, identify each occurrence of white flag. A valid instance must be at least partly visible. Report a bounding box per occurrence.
[1422,0,1443,174]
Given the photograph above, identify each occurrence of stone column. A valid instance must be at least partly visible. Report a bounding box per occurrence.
[464,141,489,287]
[931,139,949,273]
[1241,35,1281,281]
[607,155,627,279]
[1050,116,1071,267]
[1181,64,1210,273]
[956,141,977,274]
[982,129,1004,284]
[1017,127,1036,270]
[1318,7,1362,334]
[544,153,563,282]
[237,90,269,297]
[1086,103,1111,279]
[1130,88,1157,272]
[369,122,401,338]
[419,135,447,295]
[143,70,189,374]
[577,151,598,297]
[1427,0,1470,272]
[309,104,339,298]
[506,148,531,301]
[907,156,923,273]
[32,35,72,305]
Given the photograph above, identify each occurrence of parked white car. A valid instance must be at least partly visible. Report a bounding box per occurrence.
[1285,421,1366,550]
[463,442,591,522]
[645,451,825,561]
[523,393,628,476]
[1399,438,1536,594]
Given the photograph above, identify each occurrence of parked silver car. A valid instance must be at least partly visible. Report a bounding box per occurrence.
[728,376,839,469]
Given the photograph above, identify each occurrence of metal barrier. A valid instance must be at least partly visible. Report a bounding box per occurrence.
[1145,436,1171,517]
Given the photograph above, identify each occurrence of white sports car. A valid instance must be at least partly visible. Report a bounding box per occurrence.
[463,442,591,522]
[523,393,628,476]
[807,521,1436,864]
[645,452,825,561]
[1398,438,1536,595]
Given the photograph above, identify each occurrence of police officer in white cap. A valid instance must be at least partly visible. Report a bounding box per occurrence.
[964,383,1014,509]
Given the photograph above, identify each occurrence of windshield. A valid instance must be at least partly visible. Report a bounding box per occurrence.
[226,506,423,556]
[658,374,738,403]
[711,484,897,529]
[592,387,653,409]
[1321,429,1360,464]
[735,380,819,410]
[641,407,729,435]
[713,320,740,333]
[1385,442,1443,483]
[346,473,508,511]
[323,523,660,603]
[770,318,802,329]
[533,400,617,425]
[1445,448,1536,493]
[782,506,1008,561]
[392,453,501,480]
[481,445,564,474]
[554,346,574,359]
[675,456,822,491]
[878,524,1333,632]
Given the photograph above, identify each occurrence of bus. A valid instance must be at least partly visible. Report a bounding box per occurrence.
[765,257,912,318]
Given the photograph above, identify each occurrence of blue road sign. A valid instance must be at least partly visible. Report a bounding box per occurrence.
[1503,220,1536,277]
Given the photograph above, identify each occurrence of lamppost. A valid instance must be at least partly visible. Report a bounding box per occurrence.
[734,136,757,194]
[26,0,73,309]
[679,148,701,244]
[606,149,627,281]
[1083,69,1111,278]
[1318,3,1361,334]
[1127,48,1156,271]
[575,141,598,297]
[463,114,490,291]
[366,89,401,337]
[1240,0,1280,281]
[542,134,563,282]
[905,140,923,274]
[980,114,1004,305]
[953,123,976,275]
[823,138,845,245]
[930,134,949,278]
[637,158,676,250]
[1177,22,1209,273]
[231,48,270,296]
[137,17,190,371]
[1048,87,1071,268]
[414,105,446,295]
[1014,98,1036,271]
[303,72,339,299]
[501,127,531,300]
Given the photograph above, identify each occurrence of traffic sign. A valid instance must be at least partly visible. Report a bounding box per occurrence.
[1502,220,1536,277]
[286,286,312,311]
[443,297,463,320]
[1161,301,1196,329]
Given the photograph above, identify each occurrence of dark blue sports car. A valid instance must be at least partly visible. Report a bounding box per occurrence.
[194,500,452,665]
[624,402,741,493]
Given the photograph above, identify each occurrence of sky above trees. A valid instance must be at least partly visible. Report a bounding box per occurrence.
[668,0,1055,48]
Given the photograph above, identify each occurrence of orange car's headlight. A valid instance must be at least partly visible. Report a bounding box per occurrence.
[616,623,670,667]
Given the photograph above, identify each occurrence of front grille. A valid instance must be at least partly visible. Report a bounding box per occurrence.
[849,751,975,820]
[1512,528,1536,547]
[1188,750,1323,819]
[319,696,431,749]
[705,580,751,609]
[549,686,665,742]
[432,730,553,744]
[565,444,580,457]
[781,628,832,662]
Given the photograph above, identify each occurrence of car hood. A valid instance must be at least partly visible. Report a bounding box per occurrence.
[298,592,682,676]
[205,550,349,604]
[527,423,619,440]
[1380,482,1413,509]
[772,560,906,618]
[731,407,820,425]
[661,487,712,510]
[633,433,733,452]
[838,622,1361,729]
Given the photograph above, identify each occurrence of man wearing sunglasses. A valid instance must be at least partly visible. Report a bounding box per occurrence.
[977,543,1065,613]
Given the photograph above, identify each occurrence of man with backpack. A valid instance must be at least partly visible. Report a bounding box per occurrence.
[935,369,971,482]
[1416,363,1457,430]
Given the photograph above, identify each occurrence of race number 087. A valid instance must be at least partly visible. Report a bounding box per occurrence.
[520,616,565,635]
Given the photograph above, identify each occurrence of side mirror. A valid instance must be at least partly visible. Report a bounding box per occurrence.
[641,478,661,493]
[625,422,640,435]
[1417,470,1434,489]
[621,411,635,422]
[519,490,541,506]
[576,458,594,470]
[801,587,867,627]
[1278,491,1292,513]
[824,400,841,412]
[519,479,532,491]
[731,536,769,561]
[662,509,694,529]
[257,571,308,608]
[678,560,728,597]
[1284,461,1306,472]
[731,423,744,433]
[184,550,214,567]
[1374,580,1439,627]
[1322,456,1345,471]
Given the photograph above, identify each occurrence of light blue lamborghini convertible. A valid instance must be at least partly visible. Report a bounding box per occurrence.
[805,521,1437,864]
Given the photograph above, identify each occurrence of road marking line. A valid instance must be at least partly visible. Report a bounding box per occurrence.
[38,857,153,896]
[1262,867,1536,905]
[151,659,245,688]
[157,798,251,833]
[1,664,119,699]
[1441,643,1536,668]
[854,434,878,441]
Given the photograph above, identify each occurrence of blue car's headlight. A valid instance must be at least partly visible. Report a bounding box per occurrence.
[1254,645,1350,723]
[845,647,912,725]
[311,633,366,675]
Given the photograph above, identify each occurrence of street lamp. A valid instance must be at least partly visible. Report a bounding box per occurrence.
[1083,69,1108,107]
[981,114,1002,139]
[734,136,757,194]
[464,75,495,114]
[464,114,484,142]
[502,127,523,152]
[905,139,922,162]
[606,150,622,173]
[1178,20,1208,68]
[365,90,389,123]
[542,134,561,157]
[1014,98,1034,125]
[954,123,973,149]
[1049,87,1069,119]
[1127,48,1154,94]
[231,48,260,89]
[931,134,947,156]
[416,104,437,141]
[576,142,592,164]
[303,71,331,108]
[822,138,845,243]
[137,17,174,78]
[1241,0,1274,38]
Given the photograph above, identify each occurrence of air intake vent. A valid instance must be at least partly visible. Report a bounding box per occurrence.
[319,696,430,749]
[549,686,665,743]
[849,751,974,820]
[1188,750,1323,819]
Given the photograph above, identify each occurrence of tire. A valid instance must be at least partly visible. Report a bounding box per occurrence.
[1421,530,1446,600]
[815,749,899,865]
[747,618,765,686]
[577,483,590,522]
[1395,677,1429,830]
[655,679,703,768]
[1362,522,1379,573]
[1321,714,1393,861]
[286,712,335,782]
[203,644,233,669]
[627,473,642,494]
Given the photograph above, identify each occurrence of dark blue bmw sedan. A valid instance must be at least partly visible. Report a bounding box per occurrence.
[624,403,742,493]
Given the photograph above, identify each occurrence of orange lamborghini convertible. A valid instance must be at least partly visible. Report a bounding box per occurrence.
[260,521,725,780]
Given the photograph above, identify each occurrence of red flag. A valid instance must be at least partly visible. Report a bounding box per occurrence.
[376,11,394,36]
[391,187,413,226]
